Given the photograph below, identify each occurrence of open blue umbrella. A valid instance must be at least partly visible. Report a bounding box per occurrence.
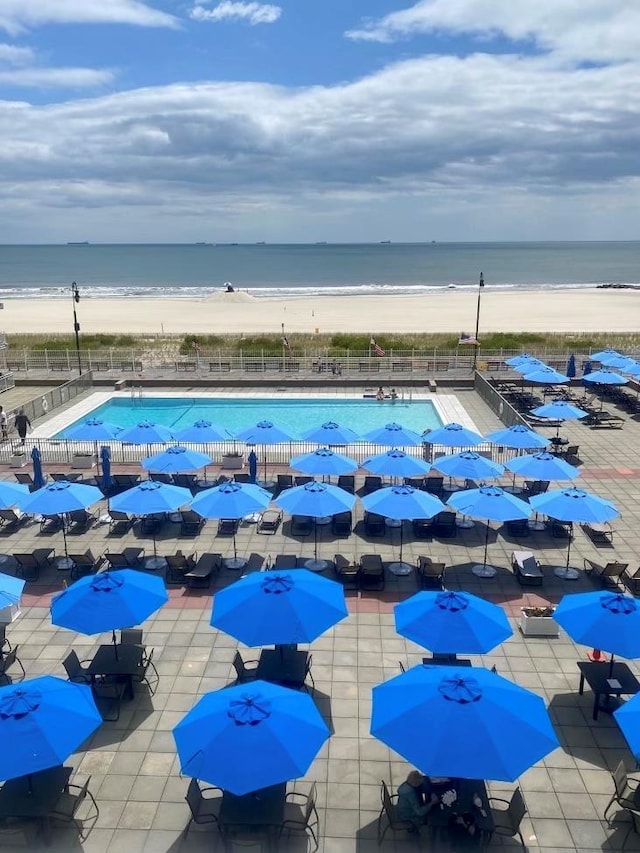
[173,420,227,443]
[141,445,212,474]
[20,480,104,563]
[600,354,634,370]
[591,348,621,362]
[0,481,29,509]
[275,481,356,570]
[530,401,589,421]
[118,421,173,445]
[512,359,546,374]
[31,446,45,490]
[191,481,272,568]
[432,451,504,483]
[65,418,121,441]
[302,421,359,445]
[0,572,25,611]
[0,676,102,781]
[505,451,580,482]
[531,487,619,579]
[363,422,423,446]
[362,449,431,479]
[485,424,548,450]
[371,665,558,782]
[394,590,512,655]
[554,592,640,678]
[235,420,295,483]
[623,360,640,377]
[523,367,570,384]
[51,569,168,649]
[614,693,640,758]
[447,486,531,577]
[566,354,576,379]
[362,485,445,570]
[422,422,484,448]
[290,448,358,478]
[110,480,192,567]
[505,353,537,366]
[582,369,628,386]
[211,569,348,646]
[100,445,113,493]
[173,681,329,795]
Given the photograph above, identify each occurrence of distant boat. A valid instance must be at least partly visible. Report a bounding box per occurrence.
[255,241,266,245]
[315,241,327,245]
[380,240,391,244]
[194,242,211,246]
[67,241,89,246]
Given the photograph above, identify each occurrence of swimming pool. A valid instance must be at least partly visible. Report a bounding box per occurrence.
[56,396,443,439]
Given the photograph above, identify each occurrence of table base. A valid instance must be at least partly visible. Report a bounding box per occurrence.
[554,566,580,580]
[315,516,332,526]
[57,556,74,570]
[224,557,248,570]
[456,517,474,528]
[385,518,402,528]
[388,561,413,576]
[528,519,546,531]
[472,564,497,578]
[144,556,167,571]
[304,558,330,572]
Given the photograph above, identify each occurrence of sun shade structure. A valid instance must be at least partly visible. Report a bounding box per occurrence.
[301,421,360,445]
[505,452,580,482]
[118,421,174,444]
[65,418,122,441]
[141,445,212,473]
[422,423,484,448]
[290,448,358,478]
[362,449,431,479]
[485,424,548,450]
[432,451,504,483]
[363,422,423,446]
[523,367,570,384]
[173,420,227,443]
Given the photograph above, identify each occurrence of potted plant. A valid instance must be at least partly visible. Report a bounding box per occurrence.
[519,606,559,637]
[71,451,95,469]
[10,448,27,468]
[221,450,244,470]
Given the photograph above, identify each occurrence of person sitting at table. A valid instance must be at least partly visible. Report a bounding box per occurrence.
[396,771,440,831]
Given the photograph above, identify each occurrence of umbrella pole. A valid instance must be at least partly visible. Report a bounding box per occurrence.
[566,530,572,570]
[232,530,238,562]
[609,654,616,678]
[483,521,490,571]
[314,522,318,562]
[399,522,404,563]
[112,629,119,660]
[62,520,69,561]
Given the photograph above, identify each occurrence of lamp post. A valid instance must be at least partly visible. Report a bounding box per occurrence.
[472,271,484,370]
[71,281,82,375]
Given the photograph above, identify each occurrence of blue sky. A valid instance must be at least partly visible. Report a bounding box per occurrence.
[0,1,639,242]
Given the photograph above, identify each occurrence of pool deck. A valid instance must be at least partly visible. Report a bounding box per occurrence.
[1,386,640,851]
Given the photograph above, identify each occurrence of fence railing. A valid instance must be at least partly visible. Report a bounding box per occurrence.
[5,372,93,432]
[473,372,529,428]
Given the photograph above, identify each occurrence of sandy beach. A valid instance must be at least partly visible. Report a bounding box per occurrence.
[3,288,639,335]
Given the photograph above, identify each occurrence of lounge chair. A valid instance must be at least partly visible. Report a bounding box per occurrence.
[337,475,355,494]
[67,550,103,580]
[51,472,84,483]
[165,552,197,584]
[404,477,425,490]
[505,518,530,538]
[173,473,199,491]
[179,510,205,537]
[273,554,298,570]
[364,511,385,537]
[424,476,444,496]
[359,554,385,590]
[257,509,283,534]
[523,480,550,498]
[623,566,640,595]
[0,508,28,533]
[331,511,352,537]
[412,517,434,539]
[108,510,133,535]
[511,551,544,587]
[582,521,614,544]
[140,513,165,534]
[40,514,65,534]
[111,473,141,491]
[102,548,145,570]
[416,556,446,589]
[14,550,55,581]
[334,554,359,589]
[584,559,628,590]
[67,508,97,533]
[14,472,46,491]
[291,515,313,537]
[294,476,314,487]
[149,473,173,484]
[217,518,238,535]
[433,511,457,538]
[276,474,293,494]
[363,476,382,495]
[184,553,221,588]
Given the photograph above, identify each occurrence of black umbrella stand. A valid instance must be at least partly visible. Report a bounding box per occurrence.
[388,522,412,576]
[304,521,329,572]
[554,523,579,580]
[471,521,497,578]
[225,529,247,570]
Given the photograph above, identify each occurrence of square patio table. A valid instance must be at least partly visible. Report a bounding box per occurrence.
[256,649,308,688]
[578,661,640,720]
[219,782,286,849]
[0,765,72,844]
[86,643,144,701]
[426,778,494,843]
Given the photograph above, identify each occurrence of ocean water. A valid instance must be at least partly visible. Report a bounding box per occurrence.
[0,241,639,300]
[56,396,443,438]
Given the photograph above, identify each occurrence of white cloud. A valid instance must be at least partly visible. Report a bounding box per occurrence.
[0,0,178,36]
[0,66,113,87]
[190,2,281,25]
[346,0,640,62]
[0,48,639,240]
[0,43,35,64]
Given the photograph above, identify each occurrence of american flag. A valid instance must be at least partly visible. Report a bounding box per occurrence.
[458,332,479,346]
[281,335,292,352]
[370,337,385,357]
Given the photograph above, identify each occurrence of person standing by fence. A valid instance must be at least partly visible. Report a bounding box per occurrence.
[14,409,31,445]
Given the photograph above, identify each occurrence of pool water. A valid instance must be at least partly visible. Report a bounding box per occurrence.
[57,396,442,439]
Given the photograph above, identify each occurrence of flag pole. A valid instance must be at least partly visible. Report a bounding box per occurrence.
[472,272,484,371]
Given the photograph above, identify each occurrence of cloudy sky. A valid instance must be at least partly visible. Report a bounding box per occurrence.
[0,0,639,243]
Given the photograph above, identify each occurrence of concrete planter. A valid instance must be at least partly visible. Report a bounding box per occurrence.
[221,453,244,471]
[0,603,20,624]
[10,453,27,468]
[519,608,559,637]
[71,453,95,470]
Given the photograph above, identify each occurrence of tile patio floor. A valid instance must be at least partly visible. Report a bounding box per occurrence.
[1,387,640,851]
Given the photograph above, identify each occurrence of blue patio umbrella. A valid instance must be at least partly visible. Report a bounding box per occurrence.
[447,486,531,578]
[566,354,576,379]
[275,481,356,570]
[211,569,348,646]
[51,569,168,650]
[485,424,548,450]
[363,422,423,446]
[591,348,620,362]
[31,446,45,490]
[235,420,295,484]
[523,367,570,385]
[0,571,25,612]
[65,417,121,441]
[118,420,174,445]
[394,590,512,655]
[371,665,558,782]
[141,445,212,473]
[173,419,227,443]
[290,448,358,478]
[301,421,360,445]
[624,360,640,377]
[248,450,258,484]
[362,449,431,479]
[0,676,102,781]
[600,354,634,370]
[110,480,192,567]
[512,359,546,374]
[0,481,29,510]
[432,451,504,484]
[582,369,628,386]
[173,680,329,795]
[554,592,640,677]
[20,480,104,562]
[362,485,445,568]
[505,451,580,483]
[422,422,484,448]
[191,482,272,568]
[505,353,536,366]
[530,487,619,579]
[100,445,113,493]
[614,693,640,759]
[530,401,589,421]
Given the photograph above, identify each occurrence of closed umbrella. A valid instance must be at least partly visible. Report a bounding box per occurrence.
[394,590,512,655]
[248,450,258,484]
[446,486,531,578]
[566,354,576,379]
[20,480,104,566]
[0,676,102,781]
[361,485,445,573]
[275,481,356,571]
[371,665,558,782]
[190,482,272,569]
[235,420,294,484]
[211,569,348,646]
[100,445,113,494]
[31,446,45,490]
[301,421,359,445]
[362,449,431,480]
[530,487,619,579]
[364,422,423,446]
[110,480,192,568]
[173,681,329,795]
